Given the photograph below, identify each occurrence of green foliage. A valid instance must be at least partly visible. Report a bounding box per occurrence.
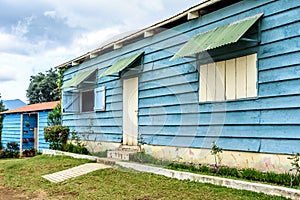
[211,141,223,167]
[130,152,171,166]
[0,142,20,158]
[44,125,69,150]
[0,94,6,150]
[26,68,60,104]
[167,162,300,188]
[47,102,62,126]
[63,130,90,155]
[63,143,89,155]
[56,67,66,99]
[288,153,300,186]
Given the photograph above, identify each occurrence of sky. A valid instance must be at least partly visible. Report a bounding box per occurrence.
[0,0,201,103]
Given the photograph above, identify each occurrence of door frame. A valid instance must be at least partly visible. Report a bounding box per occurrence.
[122,76,139,146]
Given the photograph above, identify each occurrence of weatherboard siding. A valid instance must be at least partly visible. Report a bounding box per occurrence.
[62,0,300,154]
[37,112,50,150]
[2,114,21,148]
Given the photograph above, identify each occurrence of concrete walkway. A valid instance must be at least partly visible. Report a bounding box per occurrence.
[42,163,111,183]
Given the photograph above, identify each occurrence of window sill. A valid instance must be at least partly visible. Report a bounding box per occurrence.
[199,97,258,105]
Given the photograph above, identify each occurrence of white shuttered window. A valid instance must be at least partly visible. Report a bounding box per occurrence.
[94,86,106,111]
[199,53,257,102]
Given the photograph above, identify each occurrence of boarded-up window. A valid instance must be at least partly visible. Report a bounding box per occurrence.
[199,53,257,102]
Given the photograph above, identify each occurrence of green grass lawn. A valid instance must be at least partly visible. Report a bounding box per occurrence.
[0,155,289,200]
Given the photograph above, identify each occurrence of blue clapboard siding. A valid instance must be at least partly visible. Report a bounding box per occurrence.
[38,112,50,151]
[62,0,300,154]
[2,114,21,149]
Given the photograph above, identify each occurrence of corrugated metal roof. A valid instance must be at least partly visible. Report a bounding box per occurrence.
[55,0,236,69]
[171,13,263,60]
[62,68,97,88]
[100,52,144,77]
[1,101,59,114]
[3,99,26,110]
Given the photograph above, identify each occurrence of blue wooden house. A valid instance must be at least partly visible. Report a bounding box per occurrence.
[58,0,300,171]
[1,101,59,152]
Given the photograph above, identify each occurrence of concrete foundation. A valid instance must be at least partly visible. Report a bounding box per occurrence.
[141,144,292,173]
[80,141,293,173]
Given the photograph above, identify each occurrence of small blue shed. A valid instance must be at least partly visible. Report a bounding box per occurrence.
[1,101,59,152]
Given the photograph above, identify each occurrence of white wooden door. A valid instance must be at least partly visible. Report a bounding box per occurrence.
[123,77,138,146]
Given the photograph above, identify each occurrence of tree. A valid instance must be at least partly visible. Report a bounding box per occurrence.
[26,68,60,104]
[48,102,62,126]
[0,94,6,149]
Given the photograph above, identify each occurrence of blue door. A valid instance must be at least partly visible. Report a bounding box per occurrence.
[22,113,37,150]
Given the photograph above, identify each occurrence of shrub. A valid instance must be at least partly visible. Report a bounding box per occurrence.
[63,143,89,155]
[48,102,61,126]
[44,125,69,150]
[22,148,36,157]
[63,130,90,155]
[0,142,20,158]
[130,152,170,165]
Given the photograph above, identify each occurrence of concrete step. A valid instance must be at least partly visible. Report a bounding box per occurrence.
[107,150,137,161]
[119,145,140,151]
[96,157,120,165]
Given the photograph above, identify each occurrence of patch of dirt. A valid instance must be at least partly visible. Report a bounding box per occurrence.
[0,186,48,200]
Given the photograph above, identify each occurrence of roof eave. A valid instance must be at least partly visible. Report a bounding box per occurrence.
[55,0,226,69]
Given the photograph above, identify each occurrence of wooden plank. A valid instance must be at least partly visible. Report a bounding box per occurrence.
[215,61,225,101]
[206,63,216,101]
[259,65,300,83]
[225,58,236,100]
[236,56,247,99]
[261,21,300,45]
[260,139,300,154]
[259,51,300,71]
[259,36,300,59]
[199,64,208,102]
[260,108,300,124]
[139,82,198,99]
[259,79,300,97]
[246,54,257,97]
[139,110,260,126]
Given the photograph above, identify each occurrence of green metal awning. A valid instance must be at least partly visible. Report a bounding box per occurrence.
[171,13,263,60]
[62,68,97,88]
[100,52,144,77]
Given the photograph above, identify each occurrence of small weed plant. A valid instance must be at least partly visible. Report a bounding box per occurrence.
[64,131,89,155]
[210,141,223,167]
[287,153,300,187]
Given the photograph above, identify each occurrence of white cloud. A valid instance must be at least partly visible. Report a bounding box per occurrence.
[74,28,121,51]
[0,0,201,101]
[0,66,16,82]
[44,10,57,19]
[11,15,36,37]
